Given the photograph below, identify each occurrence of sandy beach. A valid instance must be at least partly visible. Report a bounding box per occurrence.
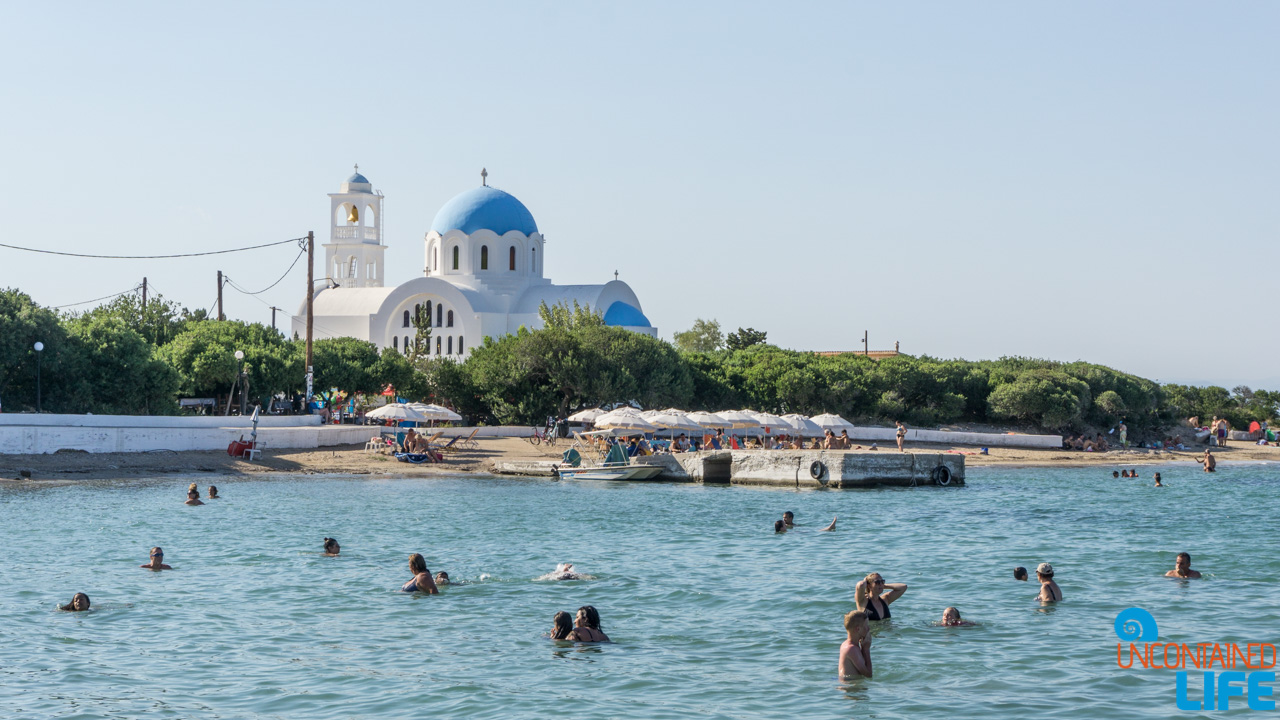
[3,436,1276,483]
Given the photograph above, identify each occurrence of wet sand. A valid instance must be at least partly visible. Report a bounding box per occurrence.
[3,435,1275,483]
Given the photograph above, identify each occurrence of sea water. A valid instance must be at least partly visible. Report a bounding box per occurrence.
[1,464,1276,719]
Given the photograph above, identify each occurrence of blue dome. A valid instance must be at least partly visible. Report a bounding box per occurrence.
[430,186,538,236]
[602,301,651,328]
[348,172,369,183]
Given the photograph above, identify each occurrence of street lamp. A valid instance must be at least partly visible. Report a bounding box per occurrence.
[234,350,247,416]
[33,342,44,412]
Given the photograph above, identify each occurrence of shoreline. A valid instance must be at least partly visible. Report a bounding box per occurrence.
[2,436,1276,483]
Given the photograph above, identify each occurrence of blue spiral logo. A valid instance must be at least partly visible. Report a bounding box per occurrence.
[1114,607,1158,642]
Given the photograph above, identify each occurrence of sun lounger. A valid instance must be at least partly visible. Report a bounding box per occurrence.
[457,428,480,450]
[437,435,463,453]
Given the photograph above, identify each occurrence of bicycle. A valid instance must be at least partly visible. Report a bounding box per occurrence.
[527,422,559,447]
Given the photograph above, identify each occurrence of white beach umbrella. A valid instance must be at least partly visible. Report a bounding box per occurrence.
[749,411,789,432]
[717,410,762,429]
[568,407,606,423]
[810,413,856,432]
[366,403,427,421]
[686,411,732,429]
[407,403,462,421]
[646,411,704,433]
[594,409,657,433]
[780,413,825,437]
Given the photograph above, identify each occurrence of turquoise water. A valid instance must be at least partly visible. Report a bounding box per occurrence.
[2,464,1276,719]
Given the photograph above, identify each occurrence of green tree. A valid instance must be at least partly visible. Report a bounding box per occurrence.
[0,288,77,412]
[76,290,192,347]
[987,369,1091,429]
[538,300,604,330]
[726,327,768,351]
[311,337,383,407]
[63,314,180,414]
[159,320,300,405]
[673,318,724,353]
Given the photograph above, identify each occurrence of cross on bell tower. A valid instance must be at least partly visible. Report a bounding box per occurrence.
[481,167,488,186]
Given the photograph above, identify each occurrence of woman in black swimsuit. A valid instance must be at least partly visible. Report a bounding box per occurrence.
[856,572,907,620]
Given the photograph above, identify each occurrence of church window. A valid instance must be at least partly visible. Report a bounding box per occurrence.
[403,310,410,328]
[425,301,432,326]
[480,245,489,270]
[414,304,420,323]
[436,336,442,354]
[448,336,453,355]
[447,310,454,327]
[393,336,398,351]
[459,336,464,354]
[433,247,438,272]
[509,246,516,271]
[404,336,410,351]
[531,247,536,273]
[367,262,376,280]
[349,257,357,278]
[436,304,443,326]
[452,246,459,270]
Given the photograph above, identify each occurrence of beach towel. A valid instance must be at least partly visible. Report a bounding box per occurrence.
[395,452,440,464]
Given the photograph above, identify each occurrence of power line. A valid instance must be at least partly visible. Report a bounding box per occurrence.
[223,247,306,295]
[51,284,143,309]
[0,237,303,260]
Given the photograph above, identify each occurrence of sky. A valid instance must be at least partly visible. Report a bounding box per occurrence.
[2,2,1276,389]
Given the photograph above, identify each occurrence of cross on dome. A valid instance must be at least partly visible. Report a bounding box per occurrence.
[481,168,488,186]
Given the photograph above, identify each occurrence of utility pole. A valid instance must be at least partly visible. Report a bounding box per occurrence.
[305,231,314,412]
[141,277,147,307]
[863,330,869,356]
[270,306,278,331]
[216,271,224,321]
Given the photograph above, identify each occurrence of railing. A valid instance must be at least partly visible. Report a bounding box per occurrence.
[331,227,379,241]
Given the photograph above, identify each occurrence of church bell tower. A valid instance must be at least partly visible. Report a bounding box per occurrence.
[324,165,386,288]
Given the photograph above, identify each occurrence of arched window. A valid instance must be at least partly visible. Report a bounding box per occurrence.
[531,247,536,274]
[393,336,398,351]
[414,304,420,324]
[436,336,442,354]
[402,310,410,328]
[436,304,443,326]
[433,247,438,271]
[459,336,464,354]
[509,246,516,271]
[452,246,459,270]
[404,336,409,351]
[480,245,489,270]
[447,310,454,327]
[349,257,357,278]
[425,301,433,326]
[448,336,453,355]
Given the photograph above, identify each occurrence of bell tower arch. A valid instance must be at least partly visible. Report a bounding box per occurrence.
[324,164,386,288]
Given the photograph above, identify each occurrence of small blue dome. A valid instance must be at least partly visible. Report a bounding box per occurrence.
[348,172,369,184]
[602,301,651,328]
[431,186,538,236]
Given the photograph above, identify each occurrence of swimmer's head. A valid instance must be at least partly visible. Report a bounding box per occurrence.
[408,554,428,576]
[1175,552,1191,570]
[576,605,601,630]
[1036,563,1054,580]
[552,611,573,640]
[942,607,962,625]
[323,537,339,554]
[434,571,449,585]
[782,511,794,523]
[150,547,164,559]
[1112,471,1119,478]
[774,520,786,533]
[1013,566,1028,581]
[208,485,218,497]
[843,609,869,637]
[61,593,91,611]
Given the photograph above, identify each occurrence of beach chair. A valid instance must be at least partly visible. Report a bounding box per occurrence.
[571,432,607,463]
[437,435,463,453]
[457,428,481,450]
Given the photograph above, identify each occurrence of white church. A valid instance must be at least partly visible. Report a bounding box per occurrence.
[293,168,657,358]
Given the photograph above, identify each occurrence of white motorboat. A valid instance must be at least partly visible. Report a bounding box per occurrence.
[554,443,666,481]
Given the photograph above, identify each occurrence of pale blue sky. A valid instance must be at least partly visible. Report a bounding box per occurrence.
[2,2,1276,388]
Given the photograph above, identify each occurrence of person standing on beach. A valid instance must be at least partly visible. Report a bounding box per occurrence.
[1118,422,1128,448]
[895,421,907,452]
[839,610,873,679]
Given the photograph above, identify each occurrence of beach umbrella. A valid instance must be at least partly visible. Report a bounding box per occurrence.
[594,409,657,433]
[717,410,762,429]
[686,411,733,429]
[810,413,856,432]
[568,408,606,423]
[749,411,789,432]
[407,403,462,422]
[366,403,427,421]
[646,411,703,433]
[780,413,825,437]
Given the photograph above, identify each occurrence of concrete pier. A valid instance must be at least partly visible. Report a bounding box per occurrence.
[494,450,964,488]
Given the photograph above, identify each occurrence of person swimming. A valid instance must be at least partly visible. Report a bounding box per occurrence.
[1112,471,1120,478]
[1154,473,1163,487]
[434,571,450,586]
[838,610,872,678]
[856,572,907,621]
[566,605,609,642]
[184,490,204,506]
[550,610,573,640]
[536,563,586,581]
[783,511,795,527]
[323,537,340,556]
[774,520,786,533]
[208,485,219,499]
[1036,563,1061,602]
[401,553,439,594]
[940,607,975,627]
[59,593,91,612]
[141,547,172,571]
[1013,566,1029,581]
[1164,552,1202,579]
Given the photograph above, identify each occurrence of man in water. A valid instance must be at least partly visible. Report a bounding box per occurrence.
[1154,473,1163,487]
[1112,471,1120,478]
[1165,552,1202,578]
[1202,450,1216,472]
[782,511,795,527]
[141,547,172,570]
[839,610,873,679]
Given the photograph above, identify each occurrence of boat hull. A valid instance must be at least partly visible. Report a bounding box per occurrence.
[557,465,666,481]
